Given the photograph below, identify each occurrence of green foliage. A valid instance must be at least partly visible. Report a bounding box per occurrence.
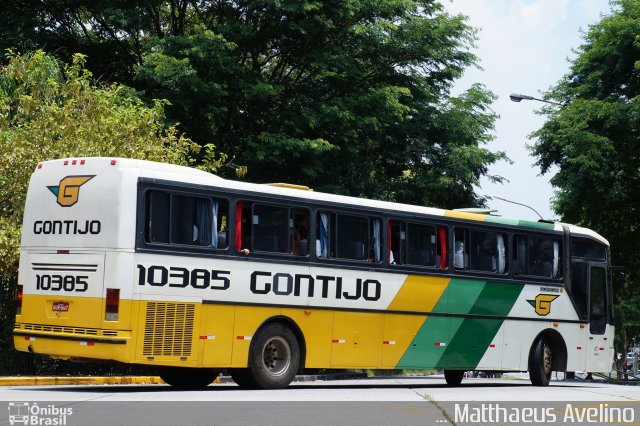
[0,0,505,208]
[531,0,640,354]
[0,50,205,274]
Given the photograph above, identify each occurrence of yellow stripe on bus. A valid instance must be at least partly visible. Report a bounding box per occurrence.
[444,210,488,221]
[387,275,449,313]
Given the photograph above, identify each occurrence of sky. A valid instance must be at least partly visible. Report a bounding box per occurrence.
[442,0,611,221]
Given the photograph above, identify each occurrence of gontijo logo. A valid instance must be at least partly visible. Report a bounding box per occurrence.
[47,175,95,207]
[527,294,559,316]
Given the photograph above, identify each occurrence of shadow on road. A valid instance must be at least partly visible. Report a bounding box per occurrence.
[14,377,600,394]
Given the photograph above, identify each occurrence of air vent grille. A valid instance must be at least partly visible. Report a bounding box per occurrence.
[143,302,195,357]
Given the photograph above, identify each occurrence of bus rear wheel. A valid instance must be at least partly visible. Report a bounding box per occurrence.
[249,323,300,389]
[444,370,464,386]
[159,367,218,389]
[529,336,552,386]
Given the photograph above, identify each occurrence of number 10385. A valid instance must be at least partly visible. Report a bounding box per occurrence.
[36,274,88,292]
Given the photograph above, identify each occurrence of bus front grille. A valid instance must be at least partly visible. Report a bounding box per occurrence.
[143,302,195,357]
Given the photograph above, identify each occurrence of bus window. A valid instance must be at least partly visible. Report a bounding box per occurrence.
[252,204,290,253]
[316,211,331,258]
[406,223,437,267]
[316,212,380,262]
[147,191,169,243]
[146,190,227,248]
[514,235,562,279]
[389,221,444,268]
[455,228,507,274]
[527,236,561,278]
[571,238,606,260]
[513,236,527,274]
[172,195,223,246]
[292,208,310,256]
[454,229,467,269]
[388,220,405,265]
[336,214,369,260]
[370,218,382,263]
[211,199,229,249]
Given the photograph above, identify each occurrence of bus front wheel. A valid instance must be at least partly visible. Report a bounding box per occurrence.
[444,370,464,386]
[159,367,218,389]
[529,336,552,386]
[249,323,300,389]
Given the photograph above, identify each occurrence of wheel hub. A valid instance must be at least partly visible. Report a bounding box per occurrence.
[261,337,291,377]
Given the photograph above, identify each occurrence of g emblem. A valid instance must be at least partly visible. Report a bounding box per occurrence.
[527,294,559,316]
[47,175,95,207]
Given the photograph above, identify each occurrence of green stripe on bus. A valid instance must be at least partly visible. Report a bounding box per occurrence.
[435,278,486,314]
[484,216,520,226]
[517,220,556,230]
[396,278,485,368]
[437,281,524,369]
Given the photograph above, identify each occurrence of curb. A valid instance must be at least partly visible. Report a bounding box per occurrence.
[0,376,165,386]
[0,372,367,387]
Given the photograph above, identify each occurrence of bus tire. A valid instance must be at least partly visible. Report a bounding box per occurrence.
[529,336,552,386]
[444,370,464,386]
[159,367,218,389]
[248,322,300,389]
[229,368,257,388]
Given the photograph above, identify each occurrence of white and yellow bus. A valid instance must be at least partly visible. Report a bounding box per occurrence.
[14,157,614,389]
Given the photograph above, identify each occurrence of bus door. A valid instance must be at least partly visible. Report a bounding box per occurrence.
[586,262,609,372]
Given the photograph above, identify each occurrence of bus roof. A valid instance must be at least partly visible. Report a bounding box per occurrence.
[36,157,609,245]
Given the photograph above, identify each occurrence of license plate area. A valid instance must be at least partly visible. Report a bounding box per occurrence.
[52,302,69,312]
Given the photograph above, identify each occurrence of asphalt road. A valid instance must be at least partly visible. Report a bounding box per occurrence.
[0,375,638,426]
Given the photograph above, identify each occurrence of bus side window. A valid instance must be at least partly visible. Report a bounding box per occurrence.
[235,201,253,253]
[252,204,289,253]
[211,198,229,249]
[369,218,382,263]
[147,191,169,244]
[292,208,310,256]
[388,220,405,265]
[469,230,496,272]
[527,236,562,278]
[172,195,224,247]
[455,228,507,273]
[454,229,467,269]
[336,214,369,260]
[513,235,526,275]
[406,223,436,267]
[316,211,331,258]
[514,234,562,279]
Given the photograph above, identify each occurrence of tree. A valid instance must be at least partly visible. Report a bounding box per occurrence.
[0,50,218,374]
[530,0,640,369]
[0,50,206,274]
[0,1,506,207]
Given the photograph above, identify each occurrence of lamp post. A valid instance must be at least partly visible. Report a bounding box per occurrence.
[509,93,562,106]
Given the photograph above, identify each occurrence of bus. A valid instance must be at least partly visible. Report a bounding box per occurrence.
[13,157,614,389]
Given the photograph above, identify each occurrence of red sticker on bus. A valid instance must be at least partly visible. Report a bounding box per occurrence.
[52,302,69,312]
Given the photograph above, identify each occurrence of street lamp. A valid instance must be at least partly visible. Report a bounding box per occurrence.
[509,93,562,106]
